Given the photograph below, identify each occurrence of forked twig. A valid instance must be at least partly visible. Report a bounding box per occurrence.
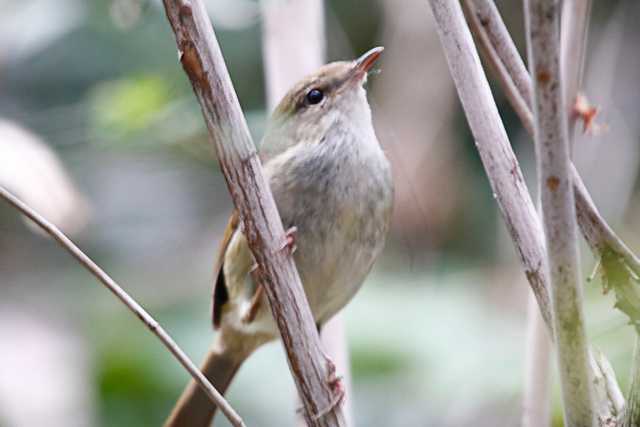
[0,185,246,427]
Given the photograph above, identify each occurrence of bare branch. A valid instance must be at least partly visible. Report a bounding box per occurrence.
[525,0,595,424]
[0,186,246,427]
[161,0,345,425]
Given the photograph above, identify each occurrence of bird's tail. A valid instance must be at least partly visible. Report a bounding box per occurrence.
[164,328,260,427]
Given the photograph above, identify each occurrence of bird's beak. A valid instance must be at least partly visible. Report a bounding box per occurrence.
[352,46,384,79]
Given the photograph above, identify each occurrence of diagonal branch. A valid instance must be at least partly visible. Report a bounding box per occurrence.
[161,0,345,425]
[525,1,595,425]
[0,186,246,427]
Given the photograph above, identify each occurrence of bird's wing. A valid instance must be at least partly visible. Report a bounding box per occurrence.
[211,137,287,328]
[211,210,240,328]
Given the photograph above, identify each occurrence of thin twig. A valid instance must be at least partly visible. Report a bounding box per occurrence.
[525,0,595,425]
[161,1,345,425]
[0,185,246,427]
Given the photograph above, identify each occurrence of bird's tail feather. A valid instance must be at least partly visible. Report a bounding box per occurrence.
[164,329,258,427]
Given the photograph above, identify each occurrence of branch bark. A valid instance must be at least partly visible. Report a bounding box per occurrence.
[525,1,595,425]
[0,186,246,427]
[161,1,345,425]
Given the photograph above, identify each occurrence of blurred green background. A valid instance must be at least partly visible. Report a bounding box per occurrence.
[1,0,640,426]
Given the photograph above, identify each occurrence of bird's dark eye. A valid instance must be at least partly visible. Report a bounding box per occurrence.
[306,88,324,105]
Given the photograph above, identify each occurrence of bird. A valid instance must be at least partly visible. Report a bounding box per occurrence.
[165,46,394,426]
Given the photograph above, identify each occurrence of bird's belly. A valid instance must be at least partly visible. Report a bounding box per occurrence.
[295,215,377,322]
[236,132,393,335]
[275,164,393,325]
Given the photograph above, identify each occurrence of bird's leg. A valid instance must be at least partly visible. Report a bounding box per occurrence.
[279,226,298,254]
[241,284,264,324]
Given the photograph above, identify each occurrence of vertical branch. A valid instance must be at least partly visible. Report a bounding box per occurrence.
[259,0,354,425]
[522,291,552,427]
[525,1,595,425]
[161,1,345,425]
[0,186,246,427]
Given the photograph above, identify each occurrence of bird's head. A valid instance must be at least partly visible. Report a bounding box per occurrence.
[262,47,383,158]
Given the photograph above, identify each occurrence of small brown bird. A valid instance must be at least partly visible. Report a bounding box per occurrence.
[165,47,393,426]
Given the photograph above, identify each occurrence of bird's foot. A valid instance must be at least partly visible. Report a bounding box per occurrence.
[279,226,298,255]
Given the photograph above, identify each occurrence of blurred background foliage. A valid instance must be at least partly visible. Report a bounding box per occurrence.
[1,0,639,426]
